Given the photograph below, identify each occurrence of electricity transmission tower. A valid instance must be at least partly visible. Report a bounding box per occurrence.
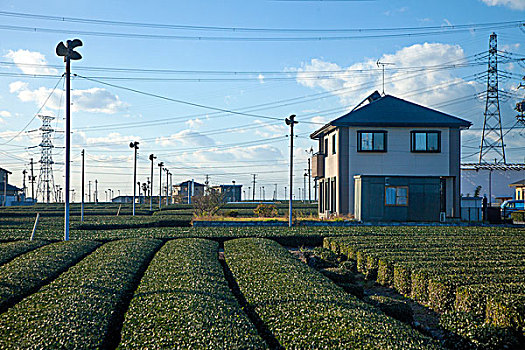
[35,115,58,203]
[479,33,507,164]
[516,76,525,126]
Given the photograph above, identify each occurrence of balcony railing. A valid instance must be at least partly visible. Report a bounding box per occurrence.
[312,153,325,179]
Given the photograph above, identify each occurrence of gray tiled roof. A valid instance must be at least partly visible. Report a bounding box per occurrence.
[311,93,471,138]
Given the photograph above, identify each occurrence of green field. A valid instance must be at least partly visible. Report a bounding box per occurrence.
[0,203,523,349]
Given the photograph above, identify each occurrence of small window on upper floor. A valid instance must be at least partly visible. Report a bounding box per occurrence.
[332,134,336,154]
[324,138,329,156]
[357,131,387,152]
[411,131,441,152]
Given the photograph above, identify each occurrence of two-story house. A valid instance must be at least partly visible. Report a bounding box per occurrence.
[310,91,472,222]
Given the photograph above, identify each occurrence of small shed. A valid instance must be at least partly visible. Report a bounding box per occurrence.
[354,175,441,222]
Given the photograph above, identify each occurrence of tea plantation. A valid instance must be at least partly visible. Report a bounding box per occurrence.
[0,203,523,349]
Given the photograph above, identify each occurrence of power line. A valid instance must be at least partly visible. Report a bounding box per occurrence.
[0,10,521,34]
[0,21,522,42]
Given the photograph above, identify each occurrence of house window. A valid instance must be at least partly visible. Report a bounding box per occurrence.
[332,134,336,154]
[411,131,441,152]
[357,131,387,152]
[324,138,329,156]
[385,186,408,206]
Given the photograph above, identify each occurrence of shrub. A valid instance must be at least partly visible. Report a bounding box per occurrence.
[224,238,440,349]
[511,210,525,222]
[253,204,278,218]
[0,240,100,313]
[0,240,47,266]
[0,238,162,349]
[118,238,265,349]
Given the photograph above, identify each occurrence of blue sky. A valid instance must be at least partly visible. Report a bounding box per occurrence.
[0,0,524,201]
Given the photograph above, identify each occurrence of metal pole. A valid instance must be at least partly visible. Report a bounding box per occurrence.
[149,154,155,211]
[2,173,6,206]
[132,145,137,216]
[81,149,84,222]
[30,158,35,202]
[158,162,163,209]
[286,114,297,227]
[64,54,70,241]
[252,174,256,201]
[88,181,91,202]
[95,179,98,203]
[308,158,311,202]
[30,213,40,240]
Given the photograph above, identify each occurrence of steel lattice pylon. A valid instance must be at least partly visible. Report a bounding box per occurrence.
[517,76,525,125]
[35,115,57,203]
[479,33,506,164]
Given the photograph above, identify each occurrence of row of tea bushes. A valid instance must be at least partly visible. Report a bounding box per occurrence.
[0,238,162,349]
[118,238,266,349]
[0,240,47,265]
[324,233,525,335]
[224,238,440,349]
[0,240,100,313]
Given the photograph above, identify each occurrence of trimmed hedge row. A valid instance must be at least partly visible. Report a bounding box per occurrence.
[225,238,440,349]
[0,240,47,266]
[0,240,100,313]
[0,238,162,349]
[325,231,525,333]
[118,238,266,349]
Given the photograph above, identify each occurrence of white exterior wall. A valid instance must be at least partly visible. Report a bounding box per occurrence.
[346,126,455,214]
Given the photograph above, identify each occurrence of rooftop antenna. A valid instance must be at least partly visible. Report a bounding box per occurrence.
[376,60,395,95]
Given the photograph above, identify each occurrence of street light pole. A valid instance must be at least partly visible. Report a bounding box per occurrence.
[129,141,139,216]
[285,114,297,227]
[149,154,156,211]
[81,149,85,222]
[56,38,82,241]
[158,162,164,209]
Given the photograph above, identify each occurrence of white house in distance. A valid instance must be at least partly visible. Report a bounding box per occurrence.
[310,91,472,222]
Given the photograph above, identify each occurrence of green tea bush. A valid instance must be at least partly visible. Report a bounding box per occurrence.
[0,240,100,313]
[0,238,162,349]
[225,238,440,349]
[118,238,266,349]
[0,240,47,266]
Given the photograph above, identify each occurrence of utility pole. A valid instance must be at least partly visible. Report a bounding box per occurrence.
[205,174,210,193]
[158,162,164,209]
[252,174,256,201]
[81,149,85,222]
[306,150,312,203]
[149,154,156,210]
[274,183,277,201]
[285,114,297,227]
[56,38,82,241]
[22,170,27,199]
[88,181,92,202]
[303,171,307,203]
[129,141,139,216]
[30,158,35,202]
[169,171,173,205]
[95,179,98,203]
[284,186,287,200]
[164,168,169,206]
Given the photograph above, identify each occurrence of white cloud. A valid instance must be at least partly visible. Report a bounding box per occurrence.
[156,129,215,148]
[185,118,204,128]
[0,111,11,118]
[292,42,477,110]
[9,82,128,114]
[5,49,58,75]
[481,0,525,10]
[254,120,286,138]
[86,132,142,146]
[258,74,265,84]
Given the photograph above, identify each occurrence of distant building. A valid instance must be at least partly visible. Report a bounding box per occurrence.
[173,180,205,203]
[510,179,525,200]
[211,184,243,203]
[0,167,25,206]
